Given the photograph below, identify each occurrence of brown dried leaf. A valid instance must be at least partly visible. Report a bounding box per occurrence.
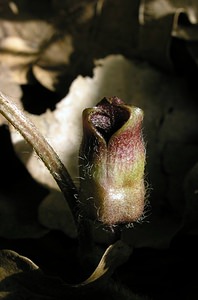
[0,1,100,91]
[138,0,198,69]
[33,35,73,91]
[0,19,55,84]
[0,17,73,91]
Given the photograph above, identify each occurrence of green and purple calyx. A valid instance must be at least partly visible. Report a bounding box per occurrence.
[79,96,146,226]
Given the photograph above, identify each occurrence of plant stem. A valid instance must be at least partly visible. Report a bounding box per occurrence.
[0,92,79,225]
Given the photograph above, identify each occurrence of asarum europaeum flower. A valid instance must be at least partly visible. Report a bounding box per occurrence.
[78,96,146,226]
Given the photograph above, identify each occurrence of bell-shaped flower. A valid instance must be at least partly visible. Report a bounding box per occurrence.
[79,96,146,226]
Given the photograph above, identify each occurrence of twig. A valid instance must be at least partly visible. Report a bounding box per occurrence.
[0,92,79,225]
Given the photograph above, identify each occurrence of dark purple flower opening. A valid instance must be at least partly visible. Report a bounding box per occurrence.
[90,96,130,143]
[79,96,146,225]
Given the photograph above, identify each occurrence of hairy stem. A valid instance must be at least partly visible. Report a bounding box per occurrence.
[0,92,79,225]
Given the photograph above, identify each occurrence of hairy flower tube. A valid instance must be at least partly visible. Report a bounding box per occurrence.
[79,96,146,226]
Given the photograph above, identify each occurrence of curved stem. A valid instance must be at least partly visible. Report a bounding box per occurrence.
[0,92,79,225]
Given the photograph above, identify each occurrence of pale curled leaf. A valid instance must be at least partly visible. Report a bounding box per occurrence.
[0,249,39,278]
[0,249,70,299]
[0,247,146,300]
[75,240,132,287]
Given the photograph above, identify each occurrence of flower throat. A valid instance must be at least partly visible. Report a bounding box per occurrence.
[90,97,130,144]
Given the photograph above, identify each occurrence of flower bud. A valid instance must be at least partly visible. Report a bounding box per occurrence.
[79,96,146,226]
